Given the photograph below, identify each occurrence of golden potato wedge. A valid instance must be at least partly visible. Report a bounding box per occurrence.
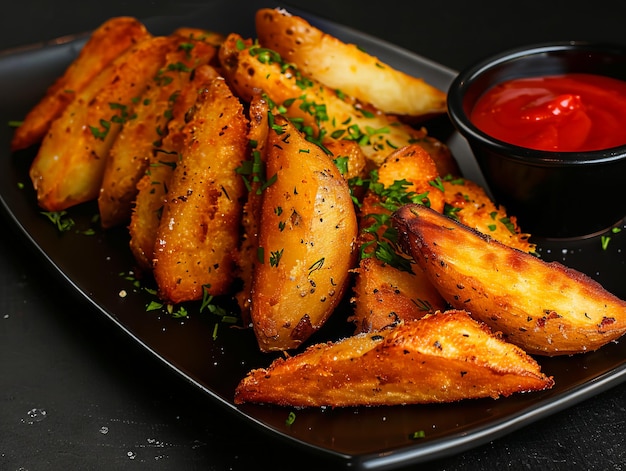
[11,17,151,152]
[249,114,358,352]
[442,177,535,253]
[255,8,447,119]
[218,33,458,175]
[98,36,219,229]
[128,64,221,272]
[235,310,554,407]
[29,35,177,211]
[393,204,626,356]
[152,77,248,304]
[348,145,447,333]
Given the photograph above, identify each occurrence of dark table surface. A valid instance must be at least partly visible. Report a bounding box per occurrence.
[1,1,626,470]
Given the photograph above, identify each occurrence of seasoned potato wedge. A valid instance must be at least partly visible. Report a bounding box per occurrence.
[235,310,554,407]
[11,17,151,152]
[98,36,219,228]
[129,64,221,272]
[393,204,626,356]
[255,8,447,119]
[29,35,177,211]
[250,115,358,352]
[218,33,458,175]
[152,77,248,303]
[349,145,447,333]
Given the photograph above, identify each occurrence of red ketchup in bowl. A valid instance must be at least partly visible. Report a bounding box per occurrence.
[470,73,626,152]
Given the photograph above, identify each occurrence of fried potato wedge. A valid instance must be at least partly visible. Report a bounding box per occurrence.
[255,8,447,119]
[249,115,358,352]
[218,33,458,175]
[11,17,151,152]
[348,145,447,333]
[98,36,219,229]
[152,77,248,303]
[29,35,176,211]
[442,177,535,253]
[393,204,626,356]
[128,64,221,272]
[235,309,554,407]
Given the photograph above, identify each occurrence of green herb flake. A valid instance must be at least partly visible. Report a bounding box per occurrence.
[41,210,75,232]
[285,411,296,426]
[601,235,611,250]
[409,430,426,440]
[146,300,164,311]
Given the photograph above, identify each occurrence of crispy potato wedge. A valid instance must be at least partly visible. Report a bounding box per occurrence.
[152,77,248,304]
[235,309,554,407]
[442,177,535,253]
[11,17,151,152]
[393,204,626,356]
[348,145,447,333]
[98,36,219,228]
[255,8,447,119]
[29,35,177,211]
[128,64,221,272]
[249,115,358,352]
[218,33,458,175]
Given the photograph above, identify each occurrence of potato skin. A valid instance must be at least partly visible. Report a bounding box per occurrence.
[151,77,248,304]
[11,17,151,152]
[393,204,626,356]
[250,115,358,352]
[235,310,554,407]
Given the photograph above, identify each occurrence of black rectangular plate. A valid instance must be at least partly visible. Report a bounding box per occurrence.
[1,1,625,469]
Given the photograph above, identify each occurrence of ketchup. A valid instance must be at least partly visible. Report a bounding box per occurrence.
[470,73,626,152]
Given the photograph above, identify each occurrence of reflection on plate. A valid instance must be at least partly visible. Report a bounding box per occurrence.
[0,1,624,469]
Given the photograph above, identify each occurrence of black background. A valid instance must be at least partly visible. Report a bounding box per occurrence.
[1,1,626,470]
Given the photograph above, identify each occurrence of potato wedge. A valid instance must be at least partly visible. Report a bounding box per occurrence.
[393,204,626,356]
[235,310,554,407]
[250,114,358,352]
[152,77,248,304]
[29,35,177,211]
[98,36,219,229]
[11,17,151,152]
[348,145,447,333]
[217,33,458,175]
[128,64,221,272]
[255,8,447,119]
